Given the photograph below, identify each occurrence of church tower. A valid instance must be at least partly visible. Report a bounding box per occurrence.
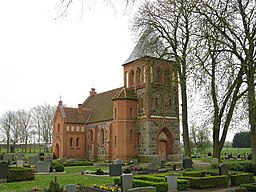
[123,30,181,161]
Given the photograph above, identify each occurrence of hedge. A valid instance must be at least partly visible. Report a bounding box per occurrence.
[182,171,218,177]
[61,161,94,167]
[8,167,35,182]
[114,176,189,191]
[133,180,167,192]
[231,173,255,186]
[178,175,229,189]
[240,183,256,192]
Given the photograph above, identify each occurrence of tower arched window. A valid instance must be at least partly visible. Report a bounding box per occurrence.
[126,72,129,88]
[129,70,135,86]
[137,132,141,145]
[136,68,141,84]
[76,137,79,147]
[142,66,146,83]
[114,108,117,119]
[150,66,153,83]
[130,129,133,141]
[156,67,162,83]
[164,69,171,84]
[129,108,133,119]
[70,137,73,147]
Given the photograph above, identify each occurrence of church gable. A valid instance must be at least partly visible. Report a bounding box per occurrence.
[81,88,122,123]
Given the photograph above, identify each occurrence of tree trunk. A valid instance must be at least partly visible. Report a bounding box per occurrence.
[180,69,191,157]
[247,70,256,163]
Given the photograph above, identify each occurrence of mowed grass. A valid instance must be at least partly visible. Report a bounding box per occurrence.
[0,173,115,192]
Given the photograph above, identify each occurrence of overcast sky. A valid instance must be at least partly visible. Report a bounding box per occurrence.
[0,0,136,116]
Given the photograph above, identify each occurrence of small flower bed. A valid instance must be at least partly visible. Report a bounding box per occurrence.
[123,166,143,173]
[98,184,120,192]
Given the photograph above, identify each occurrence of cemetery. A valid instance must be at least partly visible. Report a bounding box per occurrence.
[1,151,256,191]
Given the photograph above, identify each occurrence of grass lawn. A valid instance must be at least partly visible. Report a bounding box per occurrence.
[0,172,116,192]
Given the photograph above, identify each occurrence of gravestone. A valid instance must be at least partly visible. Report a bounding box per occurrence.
[66,184,76,192]
[16,153,25,160]
[121,174,133,192]
[44,153,53,162]
[116,159,122,165]
[132,159,139,166]
[109,164,122,176]
[3,153,14,164]
[182,157,193,169]
[29,155,40,165]
[219,163,229,175]
[36,161,51,173]
[147,163,157,172]
[166,175,178,192]
[211,158,219,168]
[16,160,24,167]
[128,186,156,192]
[0,161,8,183]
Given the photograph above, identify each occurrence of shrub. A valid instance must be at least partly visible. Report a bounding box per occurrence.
[55,164,65,172]
[94,168,105,175]
[133,180,167,192]
[44,176,64,192]
[182,171,218,177]
[61,161,93,167]
[241,183,256,192]
[123,166,143,173]
[177,179,190,191]
[8,167,35,182]
[179,175,229,189]
[231,173,255,186]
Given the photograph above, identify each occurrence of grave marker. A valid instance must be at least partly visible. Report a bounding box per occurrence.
[109,164,122,176]
[0,161,8,183]
[36,161,51,173]
[121,174,133,192]
[183,157,193,169]
[219,163,229,175]
[166,175,178,192]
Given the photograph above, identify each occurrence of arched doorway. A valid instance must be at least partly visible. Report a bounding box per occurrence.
[157,129,174,160]
[55,143,60,159]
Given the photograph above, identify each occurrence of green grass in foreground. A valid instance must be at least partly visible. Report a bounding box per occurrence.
[0,173,115,192]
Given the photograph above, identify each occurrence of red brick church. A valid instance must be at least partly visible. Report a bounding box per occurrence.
[52,32,181,161]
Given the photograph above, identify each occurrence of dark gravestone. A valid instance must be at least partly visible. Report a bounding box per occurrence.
[16,153,25,160]
[29,155,40,165]
[219,163,229,175]
[183,157,193,169]
[109,164,122,176]
[0,161,8,183]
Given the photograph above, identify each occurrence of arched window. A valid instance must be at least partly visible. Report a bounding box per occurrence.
[76,137,79,147]
[137,132,141,144]
[150,66,153,83]
[156,67,162,83]
[90,129,93,143]
[164,69,171,84]
[126,72,129,88]
[129,108,133,119]
[129,70,135,86]
[70,137,73,147]
[142,66,146,83]
[130,129,133,141]
[155,97,158,108]
[114,108,117,119]
[100,128,104,145]
[57,123,60,133]
[136,68,141,84]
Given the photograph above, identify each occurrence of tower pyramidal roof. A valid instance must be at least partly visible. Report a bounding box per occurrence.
[124,28,174,65]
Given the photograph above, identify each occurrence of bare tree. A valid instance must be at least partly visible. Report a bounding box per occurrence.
[32,104,55,152]
[132,0,199,156]
[0,111,14,153]
[16,109,32,153]
[196,0,256,162]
